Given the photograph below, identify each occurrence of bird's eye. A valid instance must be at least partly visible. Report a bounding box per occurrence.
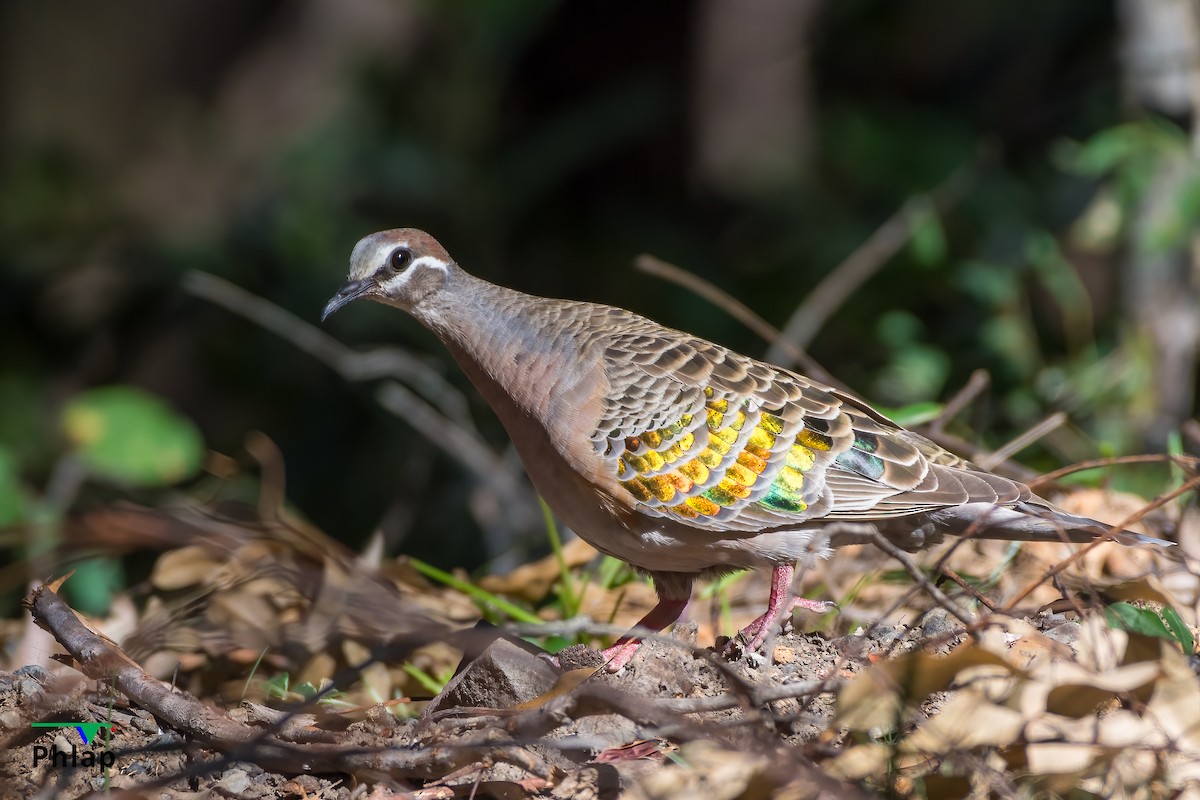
[388,247,413,272]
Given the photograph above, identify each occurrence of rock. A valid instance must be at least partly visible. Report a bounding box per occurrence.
[558,644,605,671]
[218,769,251,794]
[423,635,558,716]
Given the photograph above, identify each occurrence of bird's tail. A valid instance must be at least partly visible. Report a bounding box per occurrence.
[927,500,1174,548]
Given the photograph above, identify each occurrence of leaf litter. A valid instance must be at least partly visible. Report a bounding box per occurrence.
[1,479,1198,799]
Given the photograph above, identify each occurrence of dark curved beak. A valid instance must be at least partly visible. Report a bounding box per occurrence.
[321,278,374,322]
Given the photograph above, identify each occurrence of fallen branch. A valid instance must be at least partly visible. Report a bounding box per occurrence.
[24,585,549,781]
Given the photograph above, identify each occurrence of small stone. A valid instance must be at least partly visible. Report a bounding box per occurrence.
[423,636,558,716]
[13,665,50,698]
[13,665,50,682]
[772,646,796,665]
[1042,621,1082,646]
[218,770,251,794]
[918,607,964,640]
[557,644,605,671]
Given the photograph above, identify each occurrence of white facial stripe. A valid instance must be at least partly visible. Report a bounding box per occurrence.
[375,254,450,294]
[408,255,450,274]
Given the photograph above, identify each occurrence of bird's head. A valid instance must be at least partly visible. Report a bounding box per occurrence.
[322,229,454,321]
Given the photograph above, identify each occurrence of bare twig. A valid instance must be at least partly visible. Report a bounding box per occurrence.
[928,369,990,434]
[766,155,984,365]
[634,254,843,387]
[937,565,1000,612]
[184,270,474,427]
[658,678,837,714]
[185,270,539,549]
[24,585,548,781]
[977,412,1067,470]
[867,531,978,628]
[1003,473,1200,610]
[1028,453,1200,490]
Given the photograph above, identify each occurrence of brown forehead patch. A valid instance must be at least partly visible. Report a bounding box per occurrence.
[392,228,451,262]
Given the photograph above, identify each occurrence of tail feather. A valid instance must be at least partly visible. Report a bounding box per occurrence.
[927,500,1175,547]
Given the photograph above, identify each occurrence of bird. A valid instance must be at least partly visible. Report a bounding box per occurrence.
[322,228,1172,672]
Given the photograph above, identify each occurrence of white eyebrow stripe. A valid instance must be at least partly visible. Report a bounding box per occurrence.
[375,255,450,294]
[409,255,450,273]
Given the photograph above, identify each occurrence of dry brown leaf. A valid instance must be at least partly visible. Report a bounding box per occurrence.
[478,537,598,603]
[151,545,222,590]
[837,645,1018,731]
[826,743,890,781]
[902,692,1024,752]
[976,615,1074,671]
[1031,660,1160,717]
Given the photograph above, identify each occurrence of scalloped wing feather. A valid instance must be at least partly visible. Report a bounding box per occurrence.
[591,319,1029,532]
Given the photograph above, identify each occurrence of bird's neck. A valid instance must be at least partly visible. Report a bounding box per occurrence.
[411,268,582,421]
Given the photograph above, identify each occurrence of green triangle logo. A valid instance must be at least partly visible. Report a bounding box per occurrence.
[30,721,112,744]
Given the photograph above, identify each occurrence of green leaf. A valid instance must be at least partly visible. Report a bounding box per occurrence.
[403,663,453,695]
[1160,605,1196,654]
[1062,125,1144,176]
[1104,601,1194,651]
[540,497,580,619]
[1174,173,1200,225]
[877,401,943,427]
[62,386,204,487]
[65,556,124,617]
[265,673,290,700]
[406,556,542,624]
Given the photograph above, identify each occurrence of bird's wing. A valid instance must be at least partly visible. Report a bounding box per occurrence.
[591,325,1027,532]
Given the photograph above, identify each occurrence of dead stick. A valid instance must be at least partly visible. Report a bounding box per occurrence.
[634,254,842,387]
[24,585,545,780]
[1029,453,1199,490]
[767,156,984,364]
[1003,474,1200,610]
[868,532,977,628]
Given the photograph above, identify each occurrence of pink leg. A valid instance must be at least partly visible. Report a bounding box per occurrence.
[729,563,835,654]
[601,597,689,672]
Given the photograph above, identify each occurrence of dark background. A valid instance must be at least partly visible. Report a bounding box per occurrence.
[3,1,1197,576]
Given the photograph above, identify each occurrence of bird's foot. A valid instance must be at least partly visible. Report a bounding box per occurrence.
[723,597,838,658]
[600,638,642,673]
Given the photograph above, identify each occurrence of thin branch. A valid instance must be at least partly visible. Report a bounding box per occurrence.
[928,369,990,434]
[867,531,978,629]
[24,585,547,781]
[184,270,475,428]
[1003,473,1200,610]
[977,412,1067,471]
[658,678,838,714]
[766,154,985,365]
[634,254,843,387]
[1028,453,1200,490]
[185,270,537,540]
[937,565,1000,612]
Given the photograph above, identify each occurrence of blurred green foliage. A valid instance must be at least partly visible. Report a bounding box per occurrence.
[64,387,204,488]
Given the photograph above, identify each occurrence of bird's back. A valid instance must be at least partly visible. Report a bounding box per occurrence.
[426,273,1035,541]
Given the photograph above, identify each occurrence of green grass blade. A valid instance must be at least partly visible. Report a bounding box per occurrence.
[407,556,542,625]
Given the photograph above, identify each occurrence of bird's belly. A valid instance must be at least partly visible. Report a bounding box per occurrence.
[532,464,831,573]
